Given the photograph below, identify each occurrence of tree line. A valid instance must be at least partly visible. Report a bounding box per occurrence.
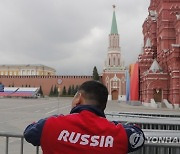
[61,85,79,96]
[49,85,79,97]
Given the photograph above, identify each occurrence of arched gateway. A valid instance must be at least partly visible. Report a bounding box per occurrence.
[112,90,118,100]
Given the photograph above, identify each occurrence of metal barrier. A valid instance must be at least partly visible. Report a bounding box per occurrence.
[106,113,180,130]
[0,132,39,154]
[135,129,180,154]
[0,130,180,154]
[115,112,180,118]
[132,144,180,154]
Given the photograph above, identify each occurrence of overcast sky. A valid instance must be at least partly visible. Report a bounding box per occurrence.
[0,0,150,75]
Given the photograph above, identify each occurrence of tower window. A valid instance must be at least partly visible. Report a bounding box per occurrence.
[113,82,117,88]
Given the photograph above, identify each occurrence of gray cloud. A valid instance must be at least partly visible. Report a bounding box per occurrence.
[0,0,150,75]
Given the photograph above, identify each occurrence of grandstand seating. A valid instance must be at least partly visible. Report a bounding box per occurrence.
[0,87,39,98]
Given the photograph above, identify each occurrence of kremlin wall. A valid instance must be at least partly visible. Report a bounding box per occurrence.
[0,75,92,97]
[0,0,180,109]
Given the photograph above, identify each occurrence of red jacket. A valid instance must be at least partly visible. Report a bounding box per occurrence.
[24,105,145,154]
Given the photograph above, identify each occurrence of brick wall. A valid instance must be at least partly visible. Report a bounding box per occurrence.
[0,75,93,96]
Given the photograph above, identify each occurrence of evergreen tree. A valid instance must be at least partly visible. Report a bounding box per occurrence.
[93,66,100,81]
[49,86,54,97]
[62,86,67,96]
[71,85,75,95]
[39,85,44,97]
[75,85,79,94]
[53,85,59,97]
[53,85,56,96]
[55,86,59,96]
[68,86,72,95]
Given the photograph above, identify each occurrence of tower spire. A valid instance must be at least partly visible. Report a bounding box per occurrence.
[112,5,116,9]
[111,5,118,34]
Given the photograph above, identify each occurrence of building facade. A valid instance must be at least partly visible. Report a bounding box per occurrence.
[138,0,180,108]
[102,6,126,101]
[0,64,56,76]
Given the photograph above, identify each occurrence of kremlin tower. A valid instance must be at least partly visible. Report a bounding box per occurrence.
[102,6,126,101]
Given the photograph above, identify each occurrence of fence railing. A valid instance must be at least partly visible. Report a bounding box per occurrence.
[106,112,180,130]
[133,129,180,154]
[0,132,39,154]
[106,112,180,118]
[0,130,180,154]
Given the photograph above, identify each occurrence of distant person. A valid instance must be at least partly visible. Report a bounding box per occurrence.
[24,80,145,154]
[0,82,4,92]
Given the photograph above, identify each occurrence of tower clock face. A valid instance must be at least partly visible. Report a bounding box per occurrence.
[57,79,62,85]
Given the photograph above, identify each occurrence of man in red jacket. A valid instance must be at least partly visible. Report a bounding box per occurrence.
[24,80,145,154]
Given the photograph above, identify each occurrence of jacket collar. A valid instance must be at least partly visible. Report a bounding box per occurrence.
[70,105,106,118]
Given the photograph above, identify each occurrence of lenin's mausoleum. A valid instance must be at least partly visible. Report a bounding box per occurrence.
[0,0,180,109]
